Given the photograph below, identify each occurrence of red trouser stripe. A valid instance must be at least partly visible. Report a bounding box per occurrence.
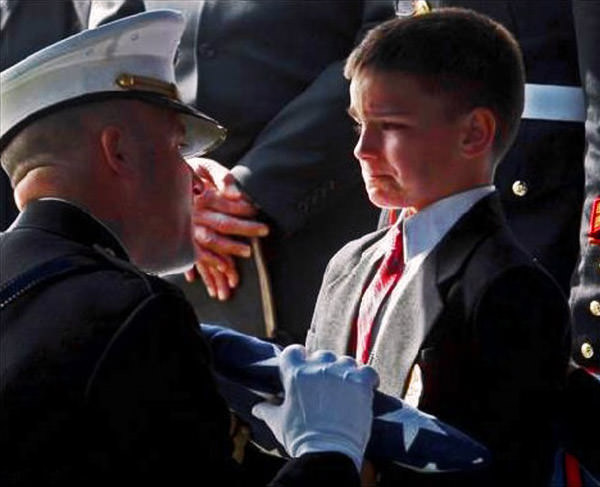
[565,452,582,487]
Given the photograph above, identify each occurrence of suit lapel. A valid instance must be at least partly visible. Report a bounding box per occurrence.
[308,228,388,354]
[435,193,504,286]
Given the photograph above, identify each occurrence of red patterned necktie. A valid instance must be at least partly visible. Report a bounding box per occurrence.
[356,224,405,364]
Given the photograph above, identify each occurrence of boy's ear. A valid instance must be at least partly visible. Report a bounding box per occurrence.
[460,108,496,159]
[99,125,135,175]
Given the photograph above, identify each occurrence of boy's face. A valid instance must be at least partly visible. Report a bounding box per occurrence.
[349,70,471,211]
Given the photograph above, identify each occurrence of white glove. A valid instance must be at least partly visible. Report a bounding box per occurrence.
[252,345,379,471]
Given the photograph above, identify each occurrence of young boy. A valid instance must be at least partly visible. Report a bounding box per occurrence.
[306,8,571,486]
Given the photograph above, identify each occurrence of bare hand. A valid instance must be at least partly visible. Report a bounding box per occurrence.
[185,157,270,299]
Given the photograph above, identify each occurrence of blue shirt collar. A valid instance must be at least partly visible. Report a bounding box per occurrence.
[400,186,496,262]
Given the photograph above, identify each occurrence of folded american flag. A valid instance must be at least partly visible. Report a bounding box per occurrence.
[201,324,490,473]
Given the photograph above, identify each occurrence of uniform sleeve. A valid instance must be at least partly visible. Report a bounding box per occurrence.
[469,267,571,484]
[570,0,600,372]
[84,291,242,485]
[230,1,396,234]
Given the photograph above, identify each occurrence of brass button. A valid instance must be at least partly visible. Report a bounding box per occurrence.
[581,342,594,360]
[512,180,528,197]
[590,300,600,316]
[116,73,135,88]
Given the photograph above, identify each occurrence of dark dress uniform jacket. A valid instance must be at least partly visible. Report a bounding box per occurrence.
[307,194,571,486]
[571,0,600,372]
[0,199,359,487]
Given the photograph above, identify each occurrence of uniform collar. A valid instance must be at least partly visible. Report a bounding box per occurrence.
[10,198,130,260]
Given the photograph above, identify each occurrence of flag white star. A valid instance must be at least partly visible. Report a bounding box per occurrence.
[377,404,447,452]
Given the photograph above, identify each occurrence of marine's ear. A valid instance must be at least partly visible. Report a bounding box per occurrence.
[460,107,496,159]
[99,125,136,176]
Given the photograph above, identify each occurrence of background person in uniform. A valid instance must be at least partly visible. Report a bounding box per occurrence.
[0,11,379,486]
[87,0,397,344]
[306,9,571,485]
[571,0,600,375]
[556,1,600,483]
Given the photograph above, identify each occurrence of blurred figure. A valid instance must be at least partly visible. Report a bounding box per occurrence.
[556,1,600,484]
[571,0,600,376]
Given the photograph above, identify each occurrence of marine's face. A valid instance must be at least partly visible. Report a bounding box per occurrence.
[130,104,194,274]
[349,70,466,211]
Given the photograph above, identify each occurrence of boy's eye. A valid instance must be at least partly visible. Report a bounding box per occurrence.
[353,123,363,135]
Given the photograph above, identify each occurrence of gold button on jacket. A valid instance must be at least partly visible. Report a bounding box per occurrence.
[581,342,595,360]
[589,300,600,316]
[512,180,529,197]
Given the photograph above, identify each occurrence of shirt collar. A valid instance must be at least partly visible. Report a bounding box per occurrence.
[401,186,496,262]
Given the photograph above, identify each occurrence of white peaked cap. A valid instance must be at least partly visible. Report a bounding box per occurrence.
[0,9,226,156]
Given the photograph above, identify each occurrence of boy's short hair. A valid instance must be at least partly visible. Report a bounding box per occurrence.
[345,8,525,164]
